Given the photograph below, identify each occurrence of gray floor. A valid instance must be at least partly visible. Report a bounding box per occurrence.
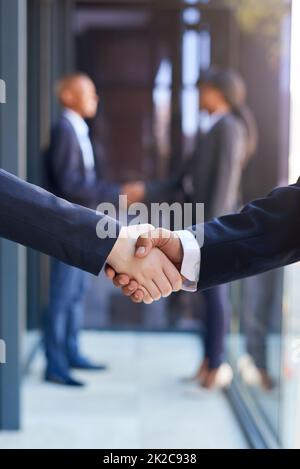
[0,332,248,449]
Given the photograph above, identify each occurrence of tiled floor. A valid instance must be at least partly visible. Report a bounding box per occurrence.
[0,332,248,449]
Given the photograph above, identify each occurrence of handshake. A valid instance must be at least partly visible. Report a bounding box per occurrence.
[105,225,185,304]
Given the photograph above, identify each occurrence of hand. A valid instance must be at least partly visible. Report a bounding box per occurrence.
[105,228,184,303]
[121,181,145,206]
[106,226,182,304]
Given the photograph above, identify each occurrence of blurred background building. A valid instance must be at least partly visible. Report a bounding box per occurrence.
[1,0,300,449]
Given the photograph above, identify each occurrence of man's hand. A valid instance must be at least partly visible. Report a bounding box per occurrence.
[105,228,184,303]
[106,226,182,304]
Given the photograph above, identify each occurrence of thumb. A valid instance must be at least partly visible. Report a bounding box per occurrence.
[135,228,169,258]
[135,234,155,258]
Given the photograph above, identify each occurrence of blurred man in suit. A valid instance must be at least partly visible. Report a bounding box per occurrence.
[44,73,143,386]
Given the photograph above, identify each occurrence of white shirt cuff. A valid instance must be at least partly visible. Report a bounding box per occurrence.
[175,230,200,292]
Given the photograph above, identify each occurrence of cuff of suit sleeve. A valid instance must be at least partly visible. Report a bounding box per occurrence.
[175,230,200,292]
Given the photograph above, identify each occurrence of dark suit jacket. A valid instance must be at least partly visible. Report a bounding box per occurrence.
[0,169,119,275]
[45,115,120,208]
[195,179,300,290]
[147,114,247,221]
[191,114,247,219]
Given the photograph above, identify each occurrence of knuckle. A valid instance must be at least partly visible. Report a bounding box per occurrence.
[144,296,153,304]
[171,274,182,291]
[132,295,142,303]
[162,285,172,297]
[152,290,161,301]
[123,287,133,296]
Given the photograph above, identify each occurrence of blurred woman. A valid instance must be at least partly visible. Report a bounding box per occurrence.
[147,66,258,388]
[186,67,257,388]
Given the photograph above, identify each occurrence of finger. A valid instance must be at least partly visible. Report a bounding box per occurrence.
[121,280,139,296]
[143,280,161,302]
[153,273,173,298]
[105,264,116,280]
[131,289,145,303]
[112,274,131,288]
[163,263,182,292]
[139,286,153,304]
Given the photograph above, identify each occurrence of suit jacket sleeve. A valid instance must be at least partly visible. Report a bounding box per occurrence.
[145,156,195,203]
[49,122,120,206]
[188,180,300,290]
[0,169,120,275]
[145,174,183,203]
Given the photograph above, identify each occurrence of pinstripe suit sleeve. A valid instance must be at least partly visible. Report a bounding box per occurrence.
[187,181,300,290]
[0,169,120,275]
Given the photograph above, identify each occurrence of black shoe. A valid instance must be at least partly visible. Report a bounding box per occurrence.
[69,357,108,371]
[45,372,85,387]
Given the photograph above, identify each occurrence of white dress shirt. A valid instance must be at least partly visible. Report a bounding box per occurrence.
[175,230,200,292]
[198,110,226,134]
[63,108,96,173]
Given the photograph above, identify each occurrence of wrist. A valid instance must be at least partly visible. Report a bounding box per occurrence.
[172,232,184,267]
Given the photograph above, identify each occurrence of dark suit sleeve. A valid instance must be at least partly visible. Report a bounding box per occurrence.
[0,169,120,275]
[49,122,120,206]
[145,175,182,203]
[194,181,300,290]
[145,156,195,203]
